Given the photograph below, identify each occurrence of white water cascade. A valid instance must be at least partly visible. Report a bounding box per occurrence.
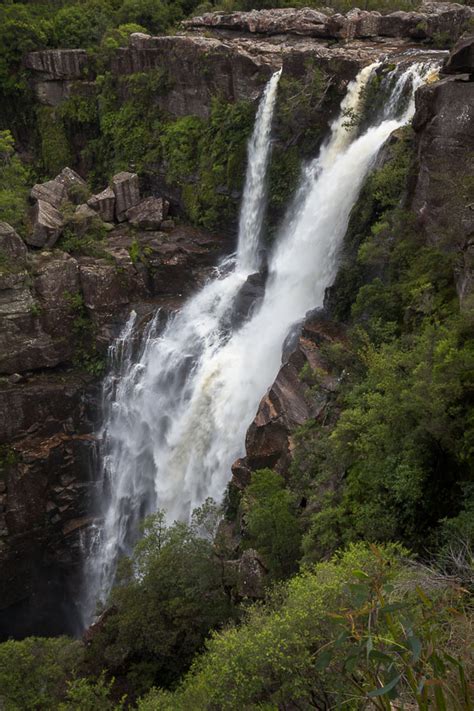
[82,60,435,626]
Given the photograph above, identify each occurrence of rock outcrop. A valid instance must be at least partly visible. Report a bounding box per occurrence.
[24,49,88,80]
[444,33,474,75]
[184,3,473,42]
[412,37,474,307]
[234,314,342,483]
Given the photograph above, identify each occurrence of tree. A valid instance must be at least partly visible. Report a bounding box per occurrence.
[243,468,301,579]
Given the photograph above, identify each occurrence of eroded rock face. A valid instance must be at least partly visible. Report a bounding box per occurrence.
[0,371,97,637]
[0,222,226,637]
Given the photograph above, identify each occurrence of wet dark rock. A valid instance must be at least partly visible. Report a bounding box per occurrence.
[443,34,474,76]
[231,271,266,328]
[412,76,474,306]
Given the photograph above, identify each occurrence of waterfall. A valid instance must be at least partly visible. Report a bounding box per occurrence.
[81,70,282,624]
[237,68,282,272]
[82,60,435,626]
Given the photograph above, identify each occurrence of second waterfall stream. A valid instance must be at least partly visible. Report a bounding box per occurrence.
[82,59,435,624]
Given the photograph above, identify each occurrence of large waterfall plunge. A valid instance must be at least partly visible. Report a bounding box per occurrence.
[82,60,434,625]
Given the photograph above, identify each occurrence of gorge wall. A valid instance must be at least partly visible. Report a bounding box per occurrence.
[1,3,473,637]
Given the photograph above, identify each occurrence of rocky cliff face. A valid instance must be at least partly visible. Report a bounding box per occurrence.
[0,204,224,636]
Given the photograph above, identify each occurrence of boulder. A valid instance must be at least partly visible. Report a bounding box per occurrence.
[27,200,64,248]
[87,187,116,223]
[0,223,27,263]
[444,34,474,75]
[73,203,102,237]
[55,167,86,189]
[111,172,140,222]
[346,8,381,38]
[55,167,88,202]
[125,196,169,230]
[30,180,67,210]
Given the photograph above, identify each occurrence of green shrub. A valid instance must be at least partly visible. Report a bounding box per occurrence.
[0,129,30,231]
[136,544,472,710]
[0,637,83,711]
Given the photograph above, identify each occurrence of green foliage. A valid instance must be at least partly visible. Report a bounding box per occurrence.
[160,115,204,186]
[86,504,236,698]
[57,220,107,258]
[243,468,301,579]
[51,1,115,49]
[0,636,83,711]
[0,129,30,231]
[59,673,125,710]
[37,106,72,177]
[289,116,474,567]
[177,98,254,229]
[137,544,472,710]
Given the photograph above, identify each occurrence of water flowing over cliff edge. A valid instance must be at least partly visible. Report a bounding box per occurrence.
[81,58,437,626]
